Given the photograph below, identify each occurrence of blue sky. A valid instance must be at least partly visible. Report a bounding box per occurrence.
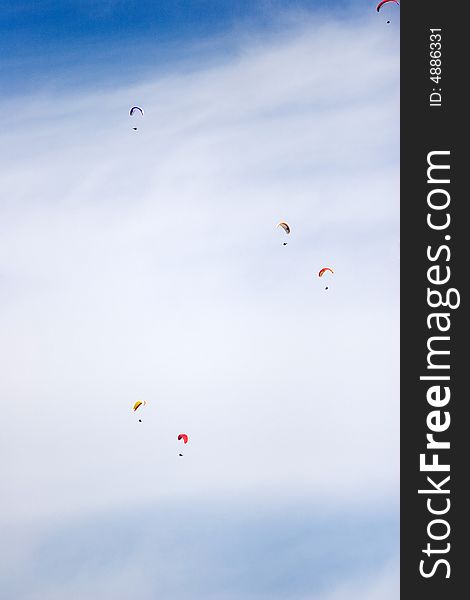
[2,500,398,599]
[2,0,365,42]
[0,2,399,599]
[1,1,378,92]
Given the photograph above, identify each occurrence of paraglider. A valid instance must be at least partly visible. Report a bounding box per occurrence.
[132,400,147,422]
[277,221,290,234]
[376,0,399,23]
[129,106,144,131]
[178,433,189,456]
[277,221,290,245]
[129,106,144,116]
[319,267,334,290]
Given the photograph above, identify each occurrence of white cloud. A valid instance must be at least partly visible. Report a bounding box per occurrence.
[303,562,400,600]
[7,563,400,600]
[0,15,399,526]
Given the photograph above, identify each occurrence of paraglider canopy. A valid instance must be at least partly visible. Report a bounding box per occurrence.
[133,400,147,411]
[277,221,291,235]
[130,106,144,131]
[178,433,189,444]
[318,267,334,277]
[376,0,399,12]
[129,106,144,116]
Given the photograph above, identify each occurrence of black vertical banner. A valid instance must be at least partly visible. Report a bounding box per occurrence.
[401,1,467,599]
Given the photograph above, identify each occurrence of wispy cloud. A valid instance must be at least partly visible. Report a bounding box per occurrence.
[0,10,398,598]
[1,501,398,600]
[1,14,398,520]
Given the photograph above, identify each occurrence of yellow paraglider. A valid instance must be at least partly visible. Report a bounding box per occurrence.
[132,400,147,423]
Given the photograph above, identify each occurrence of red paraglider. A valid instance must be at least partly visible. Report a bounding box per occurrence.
[178,433,189,444]
[376,0,399,12]
[318,267,334,278]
